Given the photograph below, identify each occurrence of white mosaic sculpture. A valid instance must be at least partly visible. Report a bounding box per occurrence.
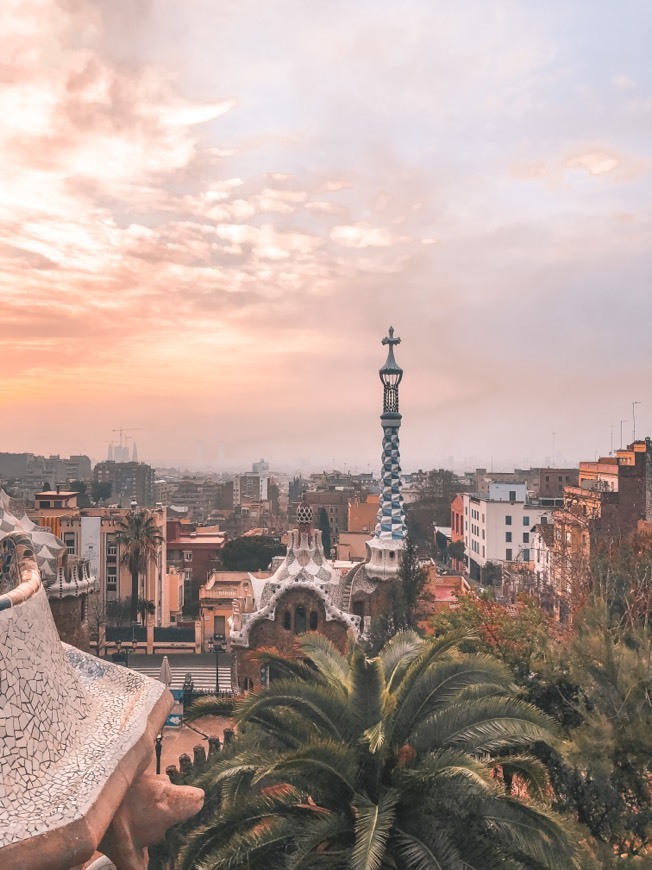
[0,532,203,869]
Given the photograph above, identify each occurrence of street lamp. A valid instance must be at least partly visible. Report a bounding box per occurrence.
[208,633,226,694]
[115,632,138,668]
[155,732,163,775]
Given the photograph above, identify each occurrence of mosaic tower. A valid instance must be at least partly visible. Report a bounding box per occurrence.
[365,326,406,580]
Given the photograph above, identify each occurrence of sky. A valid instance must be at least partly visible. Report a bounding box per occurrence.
[0,0,650,473]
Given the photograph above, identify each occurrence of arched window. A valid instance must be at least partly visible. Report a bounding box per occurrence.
[283,610,291,630]
[309,611,318,630]
[242,677,254,692]
[294,605,307,634]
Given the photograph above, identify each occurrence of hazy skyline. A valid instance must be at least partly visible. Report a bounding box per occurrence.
[1,1,650,472]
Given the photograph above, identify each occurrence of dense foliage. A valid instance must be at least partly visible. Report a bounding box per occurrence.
[432,585,652,861]
[365,536,429,654]
[178,632,581,869]
[221,535,285,571]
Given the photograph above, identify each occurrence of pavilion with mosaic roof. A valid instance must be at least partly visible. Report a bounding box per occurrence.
[229,327,407,687]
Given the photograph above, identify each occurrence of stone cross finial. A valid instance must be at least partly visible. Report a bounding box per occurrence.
[382,326,401,348]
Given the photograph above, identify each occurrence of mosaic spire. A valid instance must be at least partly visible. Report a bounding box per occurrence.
[375,327,406,541]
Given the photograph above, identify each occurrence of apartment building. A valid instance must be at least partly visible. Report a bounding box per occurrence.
[93,461,155,507]
[462,483,549,581]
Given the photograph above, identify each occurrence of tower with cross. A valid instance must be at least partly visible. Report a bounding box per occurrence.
[365,326,406,580]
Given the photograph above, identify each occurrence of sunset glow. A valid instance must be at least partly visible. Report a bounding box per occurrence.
[1,0,650,470]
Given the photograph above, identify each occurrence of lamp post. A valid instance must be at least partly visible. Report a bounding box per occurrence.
[155,732,163,775]
[115,631,138,668]
[208,633,226,694]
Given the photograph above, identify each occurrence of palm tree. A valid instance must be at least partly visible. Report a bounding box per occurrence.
[115,510,163,626]
[181,631,583,869]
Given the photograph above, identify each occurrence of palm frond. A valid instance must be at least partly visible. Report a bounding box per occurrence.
[237,678,355,742]
[251,646,327,683]
[350,648,385,737]
[379,630,424,692]
[298,631,351,692]
[479,795,581,869]
[287,811,353,869]
[492,754,551,801]
[178,786,305,869]
[391,655,512,746]
[410,696,557,755]
[391,825,463,870]
[352,789,399,870]
[392,632,478,705]
[184,694,236,719]
[254,738,357,796]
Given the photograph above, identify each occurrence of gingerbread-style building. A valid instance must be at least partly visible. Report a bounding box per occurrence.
[229,328,407,688]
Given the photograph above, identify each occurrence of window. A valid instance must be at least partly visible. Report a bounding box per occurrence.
[294,605,307,634]
[523,516,530,526]
[522,549,530,561]
[183,551,193,562]
[482,529,485,539]
[506,532,512,543]
[63,532,76,556]
[509,490,516,501]
[482,546,485,557]
[545,475,549,482]
[107,541,117,556]
[106,566,117,588]
[505,515,512,525]
[506,548,513,561]
[283,610,291,630]
[523,532,530,544]
[309,611,318,630]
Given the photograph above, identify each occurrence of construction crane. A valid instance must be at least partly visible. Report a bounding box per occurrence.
[112,427,141,448]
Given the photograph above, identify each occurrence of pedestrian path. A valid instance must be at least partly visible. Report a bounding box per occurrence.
[129,662,232,692]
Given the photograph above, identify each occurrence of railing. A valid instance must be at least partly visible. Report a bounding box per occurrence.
[106,625,147,642]
[153,626,195,642]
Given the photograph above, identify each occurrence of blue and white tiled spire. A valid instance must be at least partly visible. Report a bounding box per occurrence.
[366,327,406,579]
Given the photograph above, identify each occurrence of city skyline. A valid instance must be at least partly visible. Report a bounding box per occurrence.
[1,1,650,469]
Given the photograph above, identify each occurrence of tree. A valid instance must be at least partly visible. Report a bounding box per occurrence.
[447,539,465,563]
[137,597,156,625]
[114,510,163,625]
[317,507,331,556]
[91,480,113,505]
[432,590,652,858]
[366,536,429,654]
[221,536,285,571]
[68,480,91,507]
[181,632,582,869]
[87,595,109,656]
[482,560,502,587]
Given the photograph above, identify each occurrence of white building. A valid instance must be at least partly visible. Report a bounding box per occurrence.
[530,522,554,589]
[462,483,549,582]
[233,472,269,505]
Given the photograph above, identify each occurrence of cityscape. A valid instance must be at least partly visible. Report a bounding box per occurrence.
[1,2,652,870]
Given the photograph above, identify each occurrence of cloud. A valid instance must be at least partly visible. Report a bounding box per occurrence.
[0,0,650,468]
[565,151,620,176]
[330,223,411,249]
